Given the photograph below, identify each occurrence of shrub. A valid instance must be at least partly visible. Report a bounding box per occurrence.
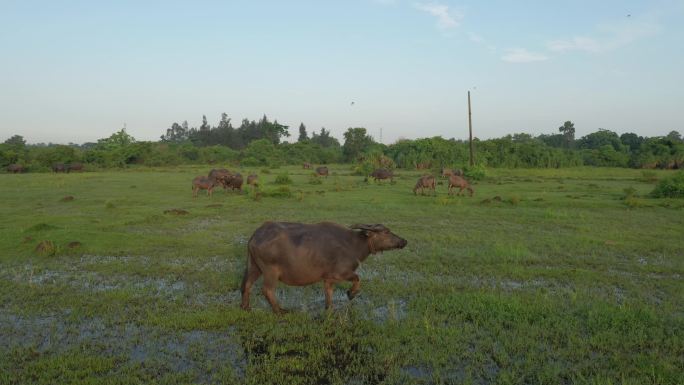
[262,186,292,198]
[463,164,486,181]
[650,171,684,198]
[623,197,644,208]
[352,161,375,177]
[274,173,292,185]
[622,187,638,200]
[308,175,323,185]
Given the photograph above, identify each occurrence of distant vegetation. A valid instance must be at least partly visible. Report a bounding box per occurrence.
[2,115,682,172]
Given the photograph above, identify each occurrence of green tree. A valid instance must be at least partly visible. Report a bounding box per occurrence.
[342,127,374,162]
[666,130,682,143]
[298,122,309,142]
[558,121,575,148]
[98,129,136,149]
[578,129,624,151]
[161,122,189,143]
[620,133,643,152]
[4,135,26,148]
[311,128,339,148]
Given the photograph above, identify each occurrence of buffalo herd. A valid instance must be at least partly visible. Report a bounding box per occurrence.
[193,168,248,197]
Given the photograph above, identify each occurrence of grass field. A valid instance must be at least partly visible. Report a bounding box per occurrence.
[1,165,682,384]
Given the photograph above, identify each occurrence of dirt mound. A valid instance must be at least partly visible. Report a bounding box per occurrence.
[35,240,56,255]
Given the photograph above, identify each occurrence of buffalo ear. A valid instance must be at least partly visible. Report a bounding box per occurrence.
[350,224,387,232]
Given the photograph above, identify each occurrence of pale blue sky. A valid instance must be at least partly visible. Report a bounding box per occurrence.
[1,0,683,144]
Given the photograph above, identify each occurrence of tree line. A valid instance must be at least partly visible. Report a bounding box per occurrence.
[1,116,682,172]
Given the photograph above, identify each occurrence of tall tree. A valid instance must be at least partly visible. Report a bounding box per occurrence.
[311,128,340,148]
[298,122,308,142]
[342,127,374,162]
[620,133,643,152]
[666,130,682,143]
[3,135,26,149]
[161,123,189,142]
[558,121,575,148]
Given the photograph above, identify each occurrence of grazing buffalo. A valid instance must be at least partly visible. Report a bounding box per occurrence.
[303,162,311,169]
[7,164,24,173]
[241,222,408,313]
[67,163,84,172]
[441,168,463,178]
[209,168,232,189]
[413,175,436,196]
[315,166,329,177]
[224,173,244,192]
[52,163,68,173]
[370,168,393,183]
[209,168,231,180]
[192,176,218,197]
[247,174,258,187]
[448,175,474,196]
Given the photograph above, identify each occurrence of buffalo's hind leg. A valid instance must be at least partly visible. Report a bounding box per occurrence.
[262,272,285,314]
[240,256,262,310]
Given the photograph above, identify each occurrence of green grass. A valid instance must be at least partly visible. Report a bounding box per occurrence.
[1,165,683,384]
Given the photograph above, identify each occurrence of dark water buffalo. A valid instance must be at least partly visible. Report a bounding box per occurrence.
[413,175,436,195]
[209,168,232,189]
[371,168,393,183]
[192,176,218,197]
[247,174,258,187]
[67,163,84,172]
[241,222,408,313]
[7,164,24,173]
[448,175,474,196]
[303,162,311,169]
[224,173,244,192]
[52,163,68,173]
[441,168,463,178]
[315,166,329,177]
[209,168,231,180]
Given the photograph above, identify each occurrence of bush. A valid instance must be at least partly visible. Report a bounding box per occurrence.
[308,175,323,185]
[262,186,292,198]
[622,186,638,200]
[650,172,684,198]
[463,164,486,181]
[274,173,292,185]
[352,161,374,177]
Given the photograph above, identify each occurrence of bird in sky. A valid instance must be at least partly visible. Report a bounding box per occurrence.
[350,101,355,106]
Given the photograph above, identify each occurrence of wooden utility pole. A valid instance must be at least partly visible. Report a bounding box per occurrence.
[468,91,474,166]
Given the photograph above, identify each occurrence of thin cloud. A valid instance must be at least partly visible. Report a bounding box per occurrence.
[548,18,662,53]
[414,2,463,29]
[501,48,548,63]
[467,32,484,43]
[548,36,601,53]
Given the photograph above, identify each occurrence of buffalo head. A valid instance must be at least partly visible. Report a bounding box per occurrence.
[350,224,407,253]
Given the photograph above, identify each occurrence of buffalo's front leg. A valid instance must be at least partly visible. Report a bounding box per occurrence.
[346,273,360,300]
[324,280,335,310]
